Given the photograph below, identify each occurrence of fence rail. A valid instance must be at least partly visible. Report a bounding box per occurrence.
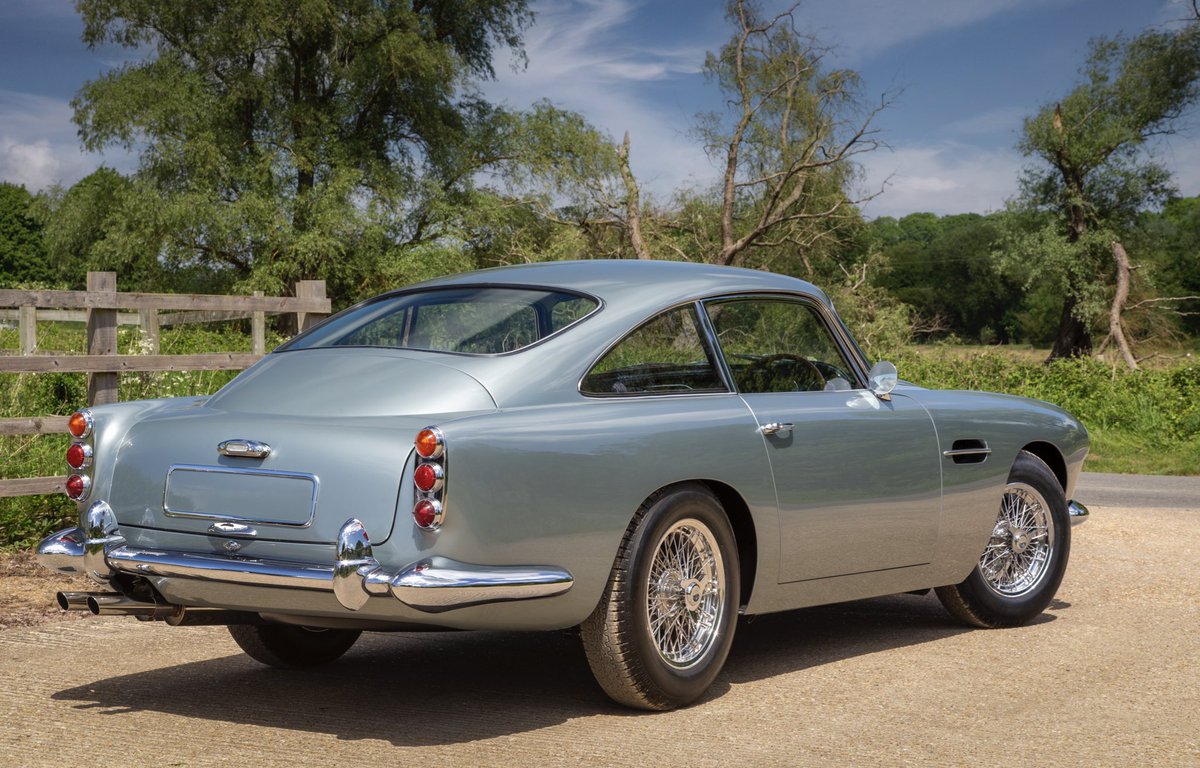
[0,272,329,499]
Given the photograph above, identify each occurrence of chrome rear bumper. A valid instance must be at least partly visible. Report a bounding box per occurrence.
[1068,500,1090,527]
[37,501,573,614]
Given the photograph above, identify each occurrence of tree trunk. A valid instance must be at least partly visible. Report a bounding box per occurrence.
[1048,295,1092,360]
[617,132,650,260]
[1108,240,1137,370]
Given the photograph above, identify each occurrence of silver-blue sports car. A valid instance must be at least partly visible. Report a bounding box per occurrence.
[38,260,1089,710]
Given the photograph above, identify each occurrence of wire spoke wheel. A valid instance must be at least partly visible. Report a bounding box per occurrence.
[581,485,738,710]
[645,518,725,668]
[979,482,1055,597]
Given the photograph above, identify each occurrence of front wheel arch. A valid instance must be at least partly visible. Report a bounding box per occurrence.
[1020,441,1067,492]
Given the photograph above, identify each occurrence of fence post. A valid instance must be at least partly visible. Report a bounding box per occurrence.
[252,290,266,355]
[86,271,119,405]
[295,280,328,332]
[18,304,36,354]
[138,309,160,354]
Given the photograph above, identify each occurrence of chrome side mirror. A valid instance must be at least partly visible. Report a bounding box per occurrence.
[868,361,898,400]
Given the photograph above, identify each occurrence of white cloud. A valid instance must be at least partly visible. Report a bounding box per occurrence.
[484,0,718,200]
[0,89,132,191]
[857,142,1025,218]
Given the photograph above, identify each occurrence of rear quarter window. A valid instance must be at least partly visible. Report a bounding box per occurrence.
[581,305,726,396]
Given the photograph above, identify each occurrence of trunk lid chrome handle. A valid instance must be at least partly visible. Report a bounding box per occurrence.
[207,521,258,538]
[217,439,271,459]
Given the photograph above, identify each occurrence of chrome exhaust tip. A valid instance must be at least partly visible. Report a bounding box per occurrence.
[55,591,93,611]
[85,593,183,620]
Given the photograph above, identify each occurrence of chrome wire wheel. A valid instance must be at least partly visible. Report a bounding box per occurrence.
[645,518,725,669]
[980,482,1056,597]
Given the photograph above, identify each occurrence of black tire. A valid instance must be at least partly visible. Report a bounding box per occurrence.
[228,624,361,669]
[581,484,740,710]
[936,450,1071,628]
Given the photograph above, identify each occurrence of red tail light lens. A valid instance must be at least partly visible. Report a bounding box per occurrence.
[415,427,444,459]
[65,474,90,500]
[67,411,92,438]
[413,499,442,529]
[66,443,92,469]
[413,463,443,493]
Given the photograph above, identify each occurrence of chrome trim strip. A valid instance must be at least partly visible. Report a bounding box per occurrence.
[942,448,993,457]
[162,464,319,528]
[1068,500,1090,527]
[217,439,272,459]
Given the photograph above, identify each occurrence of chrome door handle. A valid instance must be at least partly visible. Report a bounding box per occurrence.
[759,422,794,436]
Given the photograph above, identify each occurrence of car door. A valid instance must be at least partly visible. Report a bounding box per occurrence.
[703,296,941,584]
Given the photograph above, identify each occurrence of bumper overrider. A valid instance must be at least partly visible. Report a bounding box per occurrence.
[37,501,574,614]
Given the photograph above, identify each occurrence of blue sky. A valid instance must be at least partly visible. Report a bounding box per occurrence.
[2,0,1197,218]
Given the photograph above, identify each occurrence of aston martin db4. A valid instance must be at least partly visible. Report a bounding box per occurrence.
[37,260,1089,710]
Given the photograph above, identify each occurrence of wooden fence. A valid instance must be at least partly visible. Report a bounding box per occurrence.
[0,272,330,498]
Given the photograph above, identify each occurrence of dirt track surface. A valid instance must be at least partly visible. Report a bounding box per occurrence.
[2,501,1197,767]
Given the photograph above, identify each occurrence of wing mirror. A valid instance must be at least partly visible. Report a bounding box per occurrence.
[868,361,898,400]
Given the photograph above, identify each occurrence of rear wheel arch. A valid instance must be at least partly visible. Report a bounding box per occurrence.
[695,480,757,609]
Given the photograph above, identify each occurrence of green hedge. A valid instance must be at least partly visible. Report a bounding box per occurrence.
[894,351,1200,475]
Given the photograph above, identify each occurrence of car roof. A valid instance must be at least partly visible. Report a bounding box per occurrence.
[410,259,832,310]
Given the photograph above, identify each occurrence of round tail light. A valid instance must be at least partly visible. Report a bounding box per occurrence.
[415,427,444,459]
[65,474,91,501]
[413,463,444,493]
[413,499,442,530]
[67,411,93,438]
[66,443,92,469]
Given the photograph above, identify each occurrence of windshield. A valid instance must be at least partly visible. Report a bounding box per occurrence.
[279,287,599,355]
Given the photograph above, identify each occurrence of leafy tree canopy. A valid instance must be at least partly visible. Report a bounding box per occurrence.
[0,182,53,286]
[71,0,533,303]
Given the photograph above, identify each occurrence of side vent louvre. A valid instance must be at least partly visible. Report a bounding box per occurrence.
[943,439,991,464]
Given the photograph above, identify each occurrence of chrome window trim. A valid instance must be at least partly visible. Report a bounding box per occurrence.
[162,464,320,528]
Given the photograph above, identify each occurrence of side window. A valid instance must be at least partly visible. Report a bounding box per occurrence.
[581,306,726,396]
[705,299,856,394]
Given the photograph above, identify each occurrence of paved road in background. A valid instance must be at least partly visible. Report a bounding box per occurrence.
[2,488,1196,766]
[1078,471,1200,509]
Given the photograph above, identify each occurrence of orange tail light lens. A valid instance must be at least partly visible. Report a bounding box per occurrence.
[415,427,444,459]
[67,411,92,438]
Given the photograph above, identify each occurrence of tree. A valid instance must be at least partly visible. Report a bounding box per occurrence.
[0,183,52,286]
[71,0,533,303]
[690,0,884,272]
[1009,25,1200,366]
[32,168,173,291]
[871,212,1021,343]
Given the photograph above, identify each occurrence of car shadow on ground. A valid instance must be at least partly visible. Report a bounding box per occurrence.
[50,592,1063,745]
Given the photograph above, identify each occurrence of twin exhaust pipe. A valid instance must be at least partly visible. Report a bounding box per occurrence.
[56,591,258,626]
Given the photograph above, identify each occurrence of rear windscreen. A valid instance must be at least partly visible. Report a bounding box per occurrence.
[279,287,599,355]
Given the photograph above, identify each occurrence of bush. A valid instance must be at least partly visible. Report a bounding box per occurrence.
[894,349,1200,475]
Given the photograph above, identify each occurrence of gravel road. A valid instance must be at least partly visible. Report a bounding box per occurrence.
[1,477,1197,767]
